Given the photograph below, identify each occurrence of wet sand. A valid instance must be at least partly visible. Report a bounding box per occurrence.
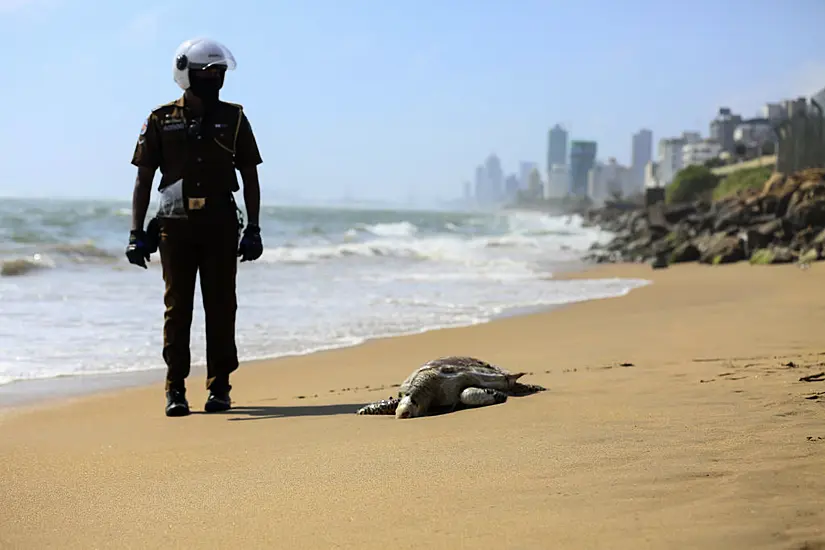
[1,262,824,549]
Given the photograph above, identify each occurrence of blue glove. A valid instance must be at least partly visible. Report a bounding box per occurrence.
[126,230,151,269]
[238,224,263,262]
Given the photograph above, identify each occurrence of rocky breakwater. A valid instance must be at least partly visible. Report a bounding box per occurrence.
[583,168,825,267]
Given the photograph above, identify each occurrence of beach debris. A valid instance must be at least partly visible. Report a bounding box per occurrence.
[799,372,825,382]
[355,356,547,419]
[601,362,635,370]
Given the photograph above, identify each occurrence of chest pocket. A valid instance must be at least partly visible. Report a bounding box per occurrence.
[210,107,243,159]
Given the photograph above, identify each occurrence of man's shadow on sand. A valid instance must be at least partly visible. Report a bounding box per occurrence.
[195,390,545,421]
[193,403,369,421]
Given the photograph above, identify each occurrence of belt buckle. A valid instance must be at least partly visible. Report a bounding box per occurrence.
[188,198,206,210]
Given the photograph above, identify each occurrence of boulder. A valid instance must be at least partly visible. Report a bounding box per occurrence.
[584,250,622,263]
[760,171,787,196]
[663,203,697,224]
[789,226,824,251]
[650,252,669,269]
[693,231,727,255]
[769,168,825,218]
[798,247,821,264]
[670,241,700,263]
[697,232,746,265]
[625,234,656,258]
[784,193,825,230]
[749,246,795,265]
[760,194,780,216]
[745,219,783,251]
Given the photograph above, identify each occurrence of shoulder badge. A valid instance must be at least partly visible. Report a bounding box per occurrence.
[140,117,148,136]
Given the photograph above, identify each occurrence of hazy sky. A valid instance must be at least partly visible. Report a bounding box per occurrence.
[1,0,823,204]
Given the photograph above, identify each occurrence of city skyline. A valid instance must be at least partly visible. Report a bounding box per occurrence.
[464,86,821,207]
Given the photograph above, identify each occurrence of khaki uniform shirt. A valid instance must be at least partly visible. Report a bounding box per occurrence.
[131,96,263,200]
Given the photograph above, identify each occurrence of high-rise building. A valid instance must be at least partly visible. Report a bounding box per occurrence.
[588,158,634,205]
[709,107,743,154]
[682,139,723,168]
[484,153,504,203]
[631,129,653,193]
[761,103,787,122]
[656,131,701,186]
[813,87,825,112]
[547,124,568,173]
[546,163,570,198]
[518,161,537,190]
[504,174,520,201]
[733,121,774,148]
[657,138,684,187]
[782,97,808,117]
[474,164,487,204]
[644,161,659,188]
[569,140,597,197]
[526,168,543,200]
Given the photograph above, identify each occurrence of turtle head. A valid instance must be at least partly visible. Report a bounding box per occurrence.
[394,395,421,419]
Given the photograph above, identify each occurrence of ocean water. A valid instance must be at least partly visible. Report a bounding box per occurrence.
[0,198,649,390]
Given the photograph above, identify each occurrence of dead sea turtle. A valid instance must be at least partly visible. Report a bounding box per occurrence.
[356,356,547,419]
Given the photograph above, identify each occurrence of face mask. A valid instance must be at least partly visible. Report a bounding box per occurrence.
[188,69,225,108]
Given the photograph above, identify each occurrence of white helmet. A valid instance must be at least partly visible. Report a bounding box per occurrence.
[172,37,237,91]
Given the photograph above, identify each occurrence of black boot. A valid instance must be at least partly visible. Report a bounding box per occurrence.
[165,387,190,417]
[204,383,232,413]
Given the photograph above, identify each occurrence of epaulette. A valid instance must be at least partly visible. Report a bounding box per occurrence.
[150,100,179,114]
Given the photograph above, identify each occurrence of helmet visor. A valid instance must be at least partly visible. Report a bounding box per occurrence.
[188,58,235,71]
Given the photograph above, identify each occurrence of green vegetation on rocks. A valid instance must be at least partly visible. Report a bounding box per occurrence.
[712,165,773,201]
[749,247,794,265]
[749,248,774,265]
[799,248,820,264]
[665,165,720,204]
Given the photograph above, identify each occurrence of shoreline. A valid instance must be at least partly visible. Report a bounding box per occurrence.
[0,258,637,413]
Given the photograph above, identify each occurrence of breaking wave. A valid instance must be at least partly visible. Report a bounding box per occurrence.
[0,199,650,390]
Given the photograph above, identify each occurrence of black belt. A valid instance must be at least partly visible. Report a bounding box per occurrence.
[186,194,236,212]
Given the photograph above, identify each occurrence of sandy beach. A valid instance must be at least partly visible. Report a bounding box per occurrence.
[1,261,824,549]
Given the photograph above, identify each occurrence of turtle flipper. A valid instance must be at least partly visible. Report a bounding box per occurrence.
[356,397,401,415]
[459,387,508,407]
[509,382,547,396]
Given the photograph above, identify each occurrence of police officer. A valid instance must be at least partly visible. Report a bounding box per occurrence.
[126,37,264,417]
